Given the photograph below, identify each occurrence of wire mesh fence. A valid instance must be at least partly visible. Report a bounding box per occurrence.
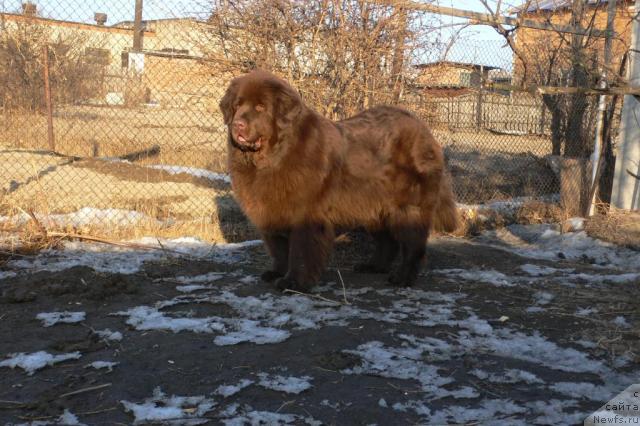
[0,0,632,241]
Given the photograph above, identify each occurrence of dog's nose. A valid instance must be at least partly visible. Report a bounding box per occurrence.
[232,120,246,132]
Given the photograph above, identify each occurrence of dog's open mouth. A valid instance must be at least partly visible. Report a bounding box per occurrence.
[233,134,264,152]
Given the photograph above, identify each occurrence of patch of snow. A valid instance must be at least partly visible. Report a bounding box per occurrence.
[564,217,585,232]
[0,351,81,375]
[257,373,313,394]
[86,361,118,372]
[219,405,322,426]
[568,272,640,284]
[121,387,215,425]
[428,399,528,426]
[58,409,84,426]
[9,238,261,275]
[576,339,597,348]
[433,268,514,287]
[176,285,211,293]
[36,311,85,327]
[0,270,16,280]
[378,398,388,408]
[533,291,554,305]
[0,208,162,230]
[612,316,631,329]
[526,306,546,313]
[148,165,231,184]
[94,329,123,341]
[215,379,254,397]
[238,275,258,284]
[520,264,568,276]
[343,340,476,400]
[218,403,240,418]
[526,399,584,425]
[115,302,290,346]
[576,308,597,317]
[458,329,605,374]
[392,400,431,417]
[470,368,544,384]
[115,305,226,334]
[481,224,640,270]
[213,319,290,346]
[550,382,605,401]
[174,272,224,284]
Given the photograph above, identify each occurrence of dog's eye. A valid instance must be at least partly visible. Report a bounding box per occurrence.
[255,104,265,112]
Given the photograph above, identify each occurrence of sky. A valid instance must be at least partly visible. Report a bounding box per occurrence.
[0,0,521,69]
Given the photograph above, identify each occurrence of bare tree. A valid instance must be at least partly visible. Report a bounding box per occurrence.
[205,0,431,119]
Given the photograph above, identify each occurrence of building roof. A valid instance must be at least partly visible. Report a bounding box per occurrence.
[511,0,633,13]
[112,17,203,29]
[415,61,501,71]
[0,12,155,35]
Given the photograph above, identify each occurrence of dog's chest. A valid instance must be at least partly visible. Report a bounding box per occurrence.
[231,166,316,228]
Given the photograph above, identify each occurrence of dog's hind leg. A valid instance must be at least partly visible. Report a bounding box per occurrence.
[354,229,399,274]
[261,231,289,282]
[275,222,334,292]
[388,224,428,287]
[387,206,430,286]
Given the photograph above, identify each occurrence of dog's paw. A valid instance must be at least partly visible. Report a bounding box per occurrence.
[387,271,414,287]
[274,276,313,293]
[261,270,284,282]
[354,263,389,274]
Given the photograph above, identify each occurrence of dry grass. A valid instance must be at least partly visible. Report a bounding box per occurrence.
[0,106,228,171]
[586,208,640,250]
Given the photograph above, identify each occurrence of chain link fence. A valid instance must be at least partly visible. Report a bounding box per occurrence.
[0,0,629,241]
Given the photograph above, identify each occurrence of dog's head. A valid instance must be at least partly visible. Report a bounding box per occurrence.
[219,70,303,153]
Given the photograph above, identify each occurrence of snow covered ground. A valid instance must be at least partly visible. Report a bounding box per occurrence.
[0,223,638,424]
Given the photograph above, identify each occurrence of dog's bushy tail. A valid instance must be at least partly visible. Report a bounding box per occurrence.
[431,173,460,233]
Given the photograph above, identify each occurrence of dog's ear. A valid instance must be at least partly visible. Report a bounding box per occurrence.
[270,78,303,128]
[219,79,239,125]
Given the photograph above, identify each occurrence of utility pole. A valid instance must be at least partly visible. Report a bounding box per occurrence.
[611,2,640,210]
[133,0,144,52]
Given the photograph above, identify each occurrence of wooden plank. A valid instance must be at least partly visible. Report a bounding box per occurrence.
[380,0,613,38]
[486,82,640,96]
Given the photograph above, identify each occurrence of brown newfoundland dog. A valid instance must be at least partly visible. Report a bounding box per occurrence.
[220,70,459,291]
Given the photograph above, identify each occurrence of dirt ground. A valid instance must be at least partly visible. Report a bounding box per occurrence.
[0,225,639,425]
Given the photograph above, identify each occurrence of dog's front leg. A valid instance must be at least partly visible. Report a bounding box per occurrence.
[275,222,334,292]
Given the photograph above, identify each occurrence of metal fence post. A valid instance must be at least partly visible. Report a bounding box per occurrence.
[611,3,640,210]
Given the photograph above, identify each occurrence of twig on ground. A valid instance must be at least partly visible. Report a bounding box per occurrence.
[58,383,112,399]
[282,289,343,305]
[386,381,422,394]
[24,208,48,237]
[468,379,503,398]
[77,407,118,416]
[336,269,351,305]
[43,232,186,256]
[276,399,296,413]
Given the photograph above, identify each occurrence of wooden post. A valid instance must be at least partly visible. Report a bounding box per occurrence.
[377,0,612,38]
[133,0,144,52]
[611,1,640,210]
[475,65,483,130]
[43,45,55,152]
[588,0,616,215]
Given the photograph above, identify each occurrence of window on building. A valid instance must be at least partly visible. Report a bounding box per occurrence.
[84,47,110,65]
[160,48,190,55]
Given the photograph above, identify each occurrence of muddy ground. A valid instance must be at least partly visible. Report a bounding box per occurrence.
[0,226,639,425]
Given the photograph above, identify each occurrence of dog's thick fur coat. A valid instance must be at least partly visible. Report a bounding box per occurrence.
[220,70,459,290]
